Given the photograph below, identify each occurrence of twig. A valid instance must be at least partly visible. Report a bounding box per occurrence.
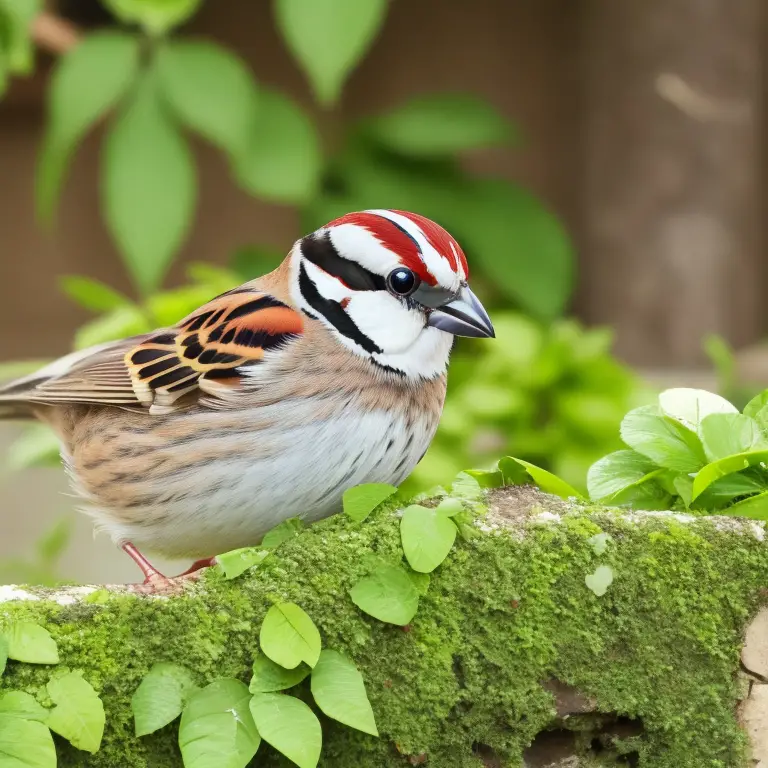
[31,10,81,55]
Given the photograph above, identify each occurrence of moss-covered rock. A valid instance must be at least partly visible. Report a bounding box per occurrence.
[1,487,766,767]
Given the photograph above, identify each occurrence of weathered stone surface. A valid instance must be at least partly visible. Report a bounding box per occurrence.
[740,682,768,765]
[742,607,768,680]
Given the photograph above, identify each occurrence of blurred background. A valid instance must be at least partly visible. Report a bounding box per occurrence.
[0,0,765,584]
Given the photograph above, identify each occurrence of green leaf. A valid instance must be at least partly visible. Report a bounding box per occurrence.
[407,570,431,595]
[726,491,768,520]
[673,474,694,508]
[500,457,583,500]
[0,691,47,722]
[0,0,42,73]
[585,565,614,597]
[451,472,484,500]
[692,451,768,501]
[102,0,201,33]
[235,88,321,203]
[464,468,504,489]
[435,498,464,517]
[260,602,322,669]
[587,533,610,556]
[343,483,397,523]
[103,70,196,295]
[349,564,419,625]
[46,671,105,753]
[699,413,767,462]
[249,692,321,768]
[158,40,258,159]
[274,0,386,106]
[132,662,197,737]
[310,649,377,736]
[6,622,58,664]
[74,304,150,349]
[249,653,310,693]
[179,679,260,768]
[0,715,56,768]
[620,405,706,473]
[400,505,458,574]
[37,32,140,221]
[0,636,6,676]
[586,450,658,501]
[6,423,60,471]
[659,387,738,432]
[262,517,304,549]
[366,94,514,156]
[216,547,270,580]
[59,275,132,312]
[744,390,768,421]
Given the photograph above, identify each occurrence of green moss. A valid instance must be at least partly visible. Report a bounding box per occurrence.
[1,488,766,767]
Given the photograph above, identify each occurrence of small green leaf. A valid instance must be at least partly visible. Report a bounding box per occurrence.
[310,649,378,736]
[699,413,767,461]
[37,32,140,221]
[59,275,132,312]
[366,93,514,156]
[500,457,583,500]
[249,692,321,768]
[0,715,56,768]
[6,622,58,664]
[0,0,42,74]
[585,565,614,597]
[275,0,386,106]
[158,40,258,159]
[744,390,768,421]
[249,653,310,693]
[726,491,768,520]
[435,498,464,517]
[0,636,7,677]
[692,451,768,501]
[260,603,322,669]
[451,472,484,500]
[46,671,105,753]
[587,450,658,501]
[216,547,270,580]
[659,387,738,432]
[235,88,321,203]
[620,405,706,473]
[103,69,196,295]
[464,468,504,489]
[343,483,397,523]
[262,517,304,550]
[132,662,197,737]
[400,505,458,574]
[673,474,694,508]
[102,0,201,33]
[587,532,610,556]
[179,679,260,768]
[0,692,47,722]
[349,564,419,626]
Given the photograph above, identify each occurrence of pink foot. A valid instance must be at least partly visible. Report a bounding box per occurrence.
[178,557,217,577]
[121,543,203,595]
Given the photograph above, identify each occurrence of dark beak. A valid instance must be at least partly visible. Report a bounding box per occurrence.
[426,285,495,338]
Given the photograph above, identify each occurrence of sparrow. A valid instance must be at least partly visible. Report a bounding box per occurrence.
[0,210,494,590]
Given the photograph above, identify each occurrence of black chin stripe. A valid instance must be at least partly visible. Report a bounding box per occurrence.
[300,232,386,292]
[298,263,383,355]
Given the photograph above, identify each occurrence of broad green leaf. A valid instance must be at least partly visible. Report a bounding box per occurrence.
[6,622,58,664]
[673,474,694,508]
[249,692,321,768]
[0,715,56,768]
[249,654,310,693]
[692,451,768,501]
[751,404,768,437]
[262,517,304,549]
[435,498,464,517]
[216,547,269,580]
[620,405,705,473]
[587,450,658,501]
[102,0,201,33]
[585,565,614,597]
[609,474,671,511]
[744,390,768,421]
[343,483,397,523]
[6,423,60,470]
[260,603,322,669]
[46,672,105,753]
[349,564,419,625]
[274,0,386,106]
[400,505,457,574]
[726,491,768,520]
[1,0,41,73]
[659,387,738,432]
[0,636,6,676]
[37,32,139,221]
[158,40,258,159]
[59,275,132,312]
[0,692,47,721]
[501,457,583,500]
[310,649,377,736]
[464,468,504,489]
[103,70,196,295]
[451,472,484,500]
[235,88,321,203]
[132,662,197,737]
[179,679,260,768]
[699,413,766,462]
[366,94,513,156]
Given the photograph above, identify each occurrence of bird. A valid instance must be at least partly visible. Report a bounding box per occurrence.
[0,209,494,591]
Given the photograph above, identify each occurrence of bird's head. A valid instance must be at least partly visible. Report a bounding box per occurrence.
[290,209,494,379]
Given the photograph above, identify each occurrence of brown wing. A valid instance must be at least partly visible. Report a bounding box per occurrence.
[8,288,303,413]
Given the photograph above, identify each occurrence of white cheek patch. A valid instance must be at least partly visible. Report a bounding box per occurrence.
[301,259,349,302]
[373,327,453,379]
[346,292,423,355]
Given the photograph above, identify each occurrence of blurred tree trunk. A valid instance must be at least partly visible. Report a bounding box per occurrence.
[578,0,765,367]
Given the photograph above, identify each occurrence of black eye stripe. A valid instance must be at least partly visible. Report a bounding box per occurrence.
[300,232,386,292]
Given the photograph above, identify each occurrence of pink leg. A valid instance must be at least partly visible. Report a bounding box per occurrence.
[177,557,216,577]
[121,543,210,594]
[122,542,167,583]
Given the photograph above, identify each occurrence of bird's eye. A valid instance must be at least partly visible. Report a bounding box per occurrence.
[386,268,419,297]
